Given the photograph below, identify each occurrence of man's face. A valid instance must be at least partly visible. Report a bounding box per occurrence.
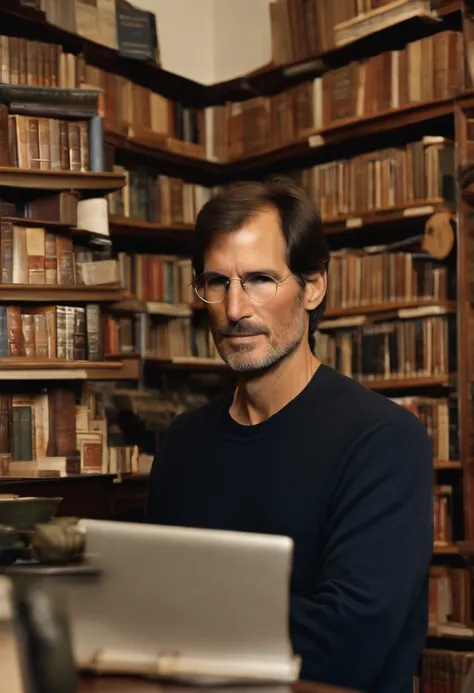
[202,208,308,373]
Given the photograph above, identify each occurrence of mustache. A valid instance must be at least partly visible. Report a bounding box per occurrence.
[216,321,270,339]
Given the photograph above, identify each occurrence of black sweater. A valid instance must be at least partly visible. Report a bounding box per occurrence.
[144,364,433,693]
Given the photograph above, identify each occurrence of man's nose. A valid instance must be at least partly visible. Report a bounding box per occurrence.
[225,280,253,323]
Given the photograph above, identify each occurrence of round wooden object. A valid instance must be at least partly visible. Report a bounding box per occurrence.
[422,211,454,260]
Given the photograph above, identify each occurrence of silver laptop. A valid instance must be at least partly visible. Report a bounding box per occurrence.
[56,519,300,684]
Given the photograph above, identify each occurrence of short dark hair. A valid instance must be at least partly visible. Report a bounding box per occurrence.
[193,177,330,343]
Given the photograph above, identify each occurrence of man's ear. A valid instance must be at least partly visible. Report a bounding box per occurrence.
[303,272,327,311]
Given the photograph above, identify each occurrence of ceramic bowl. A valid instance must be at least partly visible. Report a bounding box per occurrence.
[0,496,62,531]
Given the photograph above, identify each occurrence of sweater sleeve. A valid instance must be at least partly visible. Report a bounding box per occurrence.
[291,412,433,691]
[143,423,174,524]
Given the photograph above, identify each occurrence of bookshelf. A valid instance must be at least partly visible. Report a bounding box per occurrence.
[2,1,474,689]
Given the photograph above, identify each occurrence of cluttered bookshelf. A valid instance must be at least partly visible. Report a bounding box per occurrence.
[2,0,474,689]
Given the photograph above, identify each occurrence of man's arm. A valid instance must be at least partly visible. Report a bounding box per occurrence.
[143,429,172,524]
[291,413,433,691]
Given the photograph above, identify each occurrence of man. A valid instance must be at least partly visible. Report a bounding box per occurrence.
[144,178,433,693]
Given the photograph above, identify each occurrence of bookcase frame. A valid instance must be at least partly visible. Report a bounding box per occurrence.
[3,1,474,683]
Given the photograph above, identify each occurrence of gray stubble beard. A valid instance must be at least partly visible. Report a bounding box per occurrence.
[216,312,306,374]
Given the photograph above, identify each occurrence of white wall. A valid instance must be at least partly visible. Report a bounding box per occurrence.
[131,0,272,84]
[212,0,272,83]
[132,0,215,84]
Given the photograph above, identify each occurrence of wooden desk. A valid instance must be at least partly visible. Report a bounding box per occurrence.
[78,677,360,693]
[0,473,149,521]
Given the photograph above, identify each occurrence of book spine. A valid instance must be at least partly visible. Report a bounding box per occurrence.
[88,115,105,171]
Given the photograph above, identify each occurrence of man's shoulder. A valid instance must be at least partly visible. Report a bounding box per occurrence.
[165,392,229,437]
[314,365,431,446]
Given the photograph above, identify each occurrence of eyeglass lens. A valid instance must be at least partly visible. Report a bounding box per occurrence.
[195,272,279,303]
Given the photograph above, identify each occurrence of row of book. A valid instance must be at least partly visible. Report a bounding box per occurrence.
[393,396,456,462]
[116,248,452,312]
[103,314,221,363]
[106,135,454,229]
[143,318,220,362]
[269,0,453,64]
[107,169,212,225]
[429,565,472,633]
[294,138,454,219]
[434,485,452,547]
[327,250,451,310]
[0,32,463,164]
[105,134,455,228]
[314,314,454,381]
[0,386,137,475]
[269,0,356,64]
[0,304,102,360]
[118,253,194,305]
[0,111,90,171]
[0,221,112,286]
[42,0,159,62]
[208,30,464,161]
[421,649,474,692]
[103,314,137,357]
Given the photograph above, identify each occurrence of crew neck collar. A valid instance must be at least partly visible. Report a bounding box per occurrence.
[219,363,330,442]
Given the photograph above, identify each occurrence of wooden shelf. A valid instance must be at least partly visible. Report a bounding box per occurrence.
[0,168,125,192]
[434,461,462,470]
[144,357,228,372]
[0,0,460,108]
[109,216,195,242]
[227,97,455,177]
[107,99,456,180]
[0,359,121,370]
[105,131,219,178]
[110,299,193,317]
[0,0,206,108]
[3,216,112,246]
[204,2,462,105]
[362,375,451,391]
[433,544,459,555]
[0,359,123,381]
[323,199,449,235]
[428,623,474,639]
[88,358,140,381]
[110,201,446,242]
[0,284,123,303]
[323,299,457,321]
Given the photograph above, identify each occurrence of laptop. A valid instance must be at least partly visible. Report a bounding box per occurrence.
[56,519,300,684]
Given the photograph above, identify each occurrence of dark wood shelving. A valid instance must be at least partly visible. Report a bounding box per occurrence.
[226,97,455,178]
[0,1,461,108]
[323,199,450,235]
[205,1,462,105]
[0,168,126,192]
[3,216,113,246]
[0,284,123,303]
[109,299,193,317]
[0,0,206,107]
[433,544,459,555]
[434,461,462,470]
[324,299,456,321]
[0,358,122,370]
[144,357,228,372]
[105,131,219,180]
[107,98,456,180]
[109,216,195,242]
[361,375,451,391]
[110,201,445,244]
[0,358,124,381]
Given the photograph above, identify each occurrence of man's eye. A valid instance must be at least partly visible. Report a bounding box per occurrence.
[207,276,228,287]
[246,274,274,285]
